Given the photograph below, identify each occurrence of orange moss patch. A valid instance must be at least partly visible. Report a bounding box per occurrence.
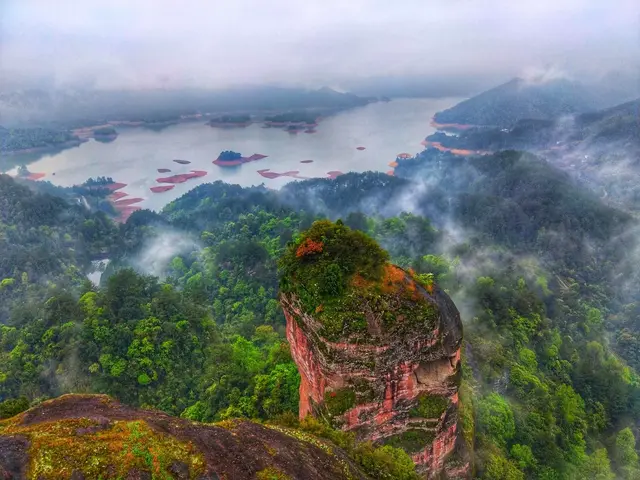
[381,264,407,293]
[296,238,324,258]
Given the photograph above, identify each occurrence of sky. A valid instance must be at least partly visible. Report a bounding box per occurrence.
[0,0,638,91]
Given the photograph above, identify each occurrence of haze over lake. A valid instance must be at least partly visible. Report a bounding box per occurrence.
[16,98,459,210]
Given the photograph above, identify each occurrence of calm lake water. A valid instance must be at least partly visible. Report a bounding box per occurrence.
[17,98,460,211]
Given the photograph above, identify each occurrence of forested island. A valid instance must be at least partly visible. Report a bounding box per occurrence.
[264,111,319,126]
[92,126,118,142]
[208,114,252,127]
[213,150,268,167]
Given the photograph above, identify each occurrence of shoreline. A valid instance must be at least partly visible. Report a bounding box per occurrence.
[420,140,491,156]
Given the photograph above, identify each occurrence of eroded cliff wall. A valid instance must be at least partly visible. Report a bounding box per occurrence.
[279,220,469,478]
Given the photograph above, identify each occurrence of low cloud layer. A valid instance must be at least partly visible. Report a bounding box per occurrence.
[1,0,638,91]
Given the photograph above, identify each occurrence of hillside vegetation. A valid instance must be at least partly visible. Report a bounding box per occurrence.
[1,160,640,478]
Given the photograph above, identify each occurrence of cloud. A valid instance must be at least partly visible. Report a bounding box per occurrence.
[133,230,199,278]
[1,0,638,90]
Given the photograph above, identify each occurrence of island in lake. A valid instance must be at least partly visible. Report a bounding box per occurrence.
[92,127,118,142]
[156,170,207,184]
[257,169,309,180]
[263,112,319,131]
[207,114,252,128]
[213,150,268,167]
[150,185,175,193]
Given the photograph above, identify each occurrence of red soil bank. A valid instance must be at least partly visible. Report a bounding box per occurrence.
[326,171,344,179]
[105,182,127,191]
[150,185,175,193]
[423,140,491,156]
[213,158,244,166]
[116,206,141,223]
[109,191,129,200]
[173,159,191,165]
[25,172,46,181]
[114,197,144,206]
[156,170,207,184]
[386,170,395,176]
[213,153,268,167]
[430,118,475,131]
[257,169,309,180]
[356,146,366,150]
[157,168,171,173]
[388,161,399,168]
[300,160,314,164]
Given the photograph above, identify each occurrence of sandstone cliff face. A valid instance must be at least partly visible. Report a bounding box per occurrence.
[279,221,468,479]
[0,394,368,480]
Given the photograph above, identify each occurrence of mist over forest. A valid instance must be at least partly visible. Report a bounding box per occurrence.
[1,1,640,479]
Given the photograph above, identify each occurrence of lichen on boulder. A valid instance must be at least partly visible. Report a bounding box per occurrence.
[279,220,469,478]
[0,394,369,480]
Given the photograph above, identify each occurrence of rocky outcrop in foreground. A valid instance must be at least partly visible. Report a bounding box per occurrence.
[0,394,367,480]
[279,220,469,478]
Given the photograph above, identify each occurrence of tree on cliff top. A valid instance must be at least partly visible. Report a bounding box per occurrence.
[279,220,437,341]
[279,219,388,296]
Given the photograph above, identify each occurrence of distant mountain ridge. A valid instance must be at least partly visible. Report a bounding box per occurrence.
[433,77,629,128]
[427,97,640,154]
[0,86,373,128]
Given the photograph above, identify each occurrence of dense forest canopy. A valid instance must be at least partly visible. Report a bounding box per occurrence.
[1,141,640,479]
[0,126,79,154]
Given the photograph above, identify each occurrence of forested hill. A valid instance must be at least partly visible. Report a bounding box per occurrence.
[428,98,640,153]
[0,174,115,286]
[426,98,640,212]
[433,77,619,128]
[2,161,640,478]
[0,86,372,128]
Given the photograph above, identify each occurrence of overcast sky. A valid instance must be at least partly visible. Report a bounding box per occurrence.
[1,0,638,91]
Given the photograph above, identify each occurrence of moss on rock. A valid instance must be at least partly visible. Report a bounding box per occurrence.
[381,429,437,454]
[325,388,357,417]
[2,417,205,479]
[279,220,438,342]
[409,395,449,419]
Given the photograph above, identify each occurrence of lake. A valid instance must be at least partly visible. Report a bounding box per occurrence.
[15,97,460,211]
